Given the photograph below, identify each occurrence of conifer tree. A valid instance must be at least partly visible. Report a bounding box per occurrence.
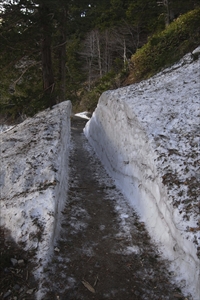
[1,0,199,119]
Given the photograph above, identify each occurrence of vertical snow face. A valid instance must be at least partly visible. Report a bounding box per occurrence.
[0,101,72,269]
[84,49,200,299]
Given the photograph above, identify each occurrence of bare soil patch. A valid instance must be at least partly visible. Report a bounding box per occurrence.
[0,227,38,299]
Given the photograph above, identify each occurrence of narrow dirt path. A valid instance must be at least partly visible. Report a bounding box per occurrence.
[41,117,186,300]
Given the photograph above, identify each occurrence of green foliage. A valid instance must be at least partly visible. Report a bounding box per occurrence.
[1,1,199,119]
[0,1,51,119]
[130,8,200,81]
[0,53,54,121]
[126,0,165,35]
[76,68,129,112]
[0,87,48,122]
[76,71,114,112]
[64,36,86,103]
[168,0,200,19]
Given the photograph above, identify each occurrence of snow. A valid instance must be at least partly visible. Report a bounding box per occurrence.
[0,101,72,276]
[0,48,199,299]
[74,111,91,120]
[84,48,200,299]
[0,124,14,133]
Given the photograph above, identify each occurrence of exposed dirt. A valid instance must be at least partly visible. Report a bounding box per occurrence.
[0,227,38,299]
[39,117,188,300]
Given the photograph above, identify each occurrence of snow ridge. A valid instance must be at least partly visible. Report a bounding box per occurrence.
[84,49,200,299]
[0,101,72,275]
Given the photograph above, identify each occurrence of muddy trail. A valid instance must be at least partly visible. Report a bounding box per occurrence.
[40,116,186,300]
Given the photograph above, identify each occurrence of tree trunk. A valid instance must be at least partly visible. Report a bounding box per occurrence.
[123,39,127,67]
[41,34,55,94]
[96,30,102,78]
[163,0,170,26]
[58,7,67,102]
[39,3,56,107]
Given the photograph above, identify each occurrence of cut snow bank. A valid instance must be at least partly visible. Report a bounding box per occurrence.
[84,49,200,299]
[0,101,71,273]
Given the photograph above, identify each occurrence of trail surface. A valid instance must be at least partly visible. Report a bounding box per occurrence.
[41,117,186,300]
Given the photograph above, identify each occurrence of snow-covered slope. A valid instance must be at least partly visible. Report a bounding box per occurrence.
[84,48,200,299]
[0,101,71,274]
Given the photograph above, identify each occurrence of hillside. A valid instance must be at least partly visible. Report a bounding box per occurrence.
[1,2,200,119]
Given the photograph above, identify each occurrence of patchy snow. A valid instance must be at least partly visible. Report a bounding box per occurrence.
[84,48,200,299]
[0,101,72,276]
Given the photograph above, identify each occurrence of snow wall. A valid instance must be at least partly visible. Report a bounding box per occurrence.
[0,101,71,271]
[84,50,200,299]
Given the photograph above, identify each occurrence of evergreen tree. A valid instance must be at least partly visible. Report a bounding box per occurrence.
[1,0,199,119]
[162,0,200,25]
[0,0,98,117]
